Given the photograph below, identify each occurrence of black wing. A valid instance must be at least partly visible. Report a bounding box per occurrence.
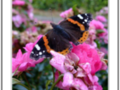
[59,13,92,45]
[45,29,72,55]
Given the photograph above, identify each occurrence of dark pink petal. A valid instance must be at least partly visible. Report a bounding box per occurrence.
[16,49,22,59]
[19,62,35,71]
[24,43,34,52]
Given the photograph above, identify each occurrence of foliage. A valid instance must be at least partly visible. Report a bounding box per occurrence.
[32,0,108,13]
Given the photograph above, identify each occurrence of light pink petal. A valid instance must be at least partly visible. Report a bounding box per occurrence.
[93,75,99,82]
[67,52,79,63]
[89,20,104,30]
[75,68,86,77]
[100,47,108,55]
[50,50,67,73]
[100,60,108,70]
[72,78,88,90]
[79,63,91,74]
[96,15,107,22]
[62,72,73,87]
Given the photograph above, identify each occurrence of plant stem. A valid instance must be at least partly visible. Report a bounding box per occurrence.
[51,66,55,83]
[50,74,63,90]
[23,72,32,90]
[17,83,31,90]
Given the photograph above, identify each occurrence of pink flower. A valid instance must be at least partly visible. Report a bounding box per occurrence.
[29,0,33,3]
[62,72,88,90]
[12,15,23,28]
[97,28,108,37]
[100,47,108,55]
[50,50,67,73]
[96,15,107,22]
[23,34,43,52]
[90,20,104,30]
[27,5,34,20]
[50,50,106,90]
[26,26,37,32]
[12,0,25,6]
[12,35,44,74]
[72,43,102,75]
[12,49,44,73]
[86,27,97,49]
[60,8,73,18]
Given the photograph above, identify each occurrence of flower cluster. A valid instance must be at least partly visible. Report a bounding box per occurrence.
[50,43,107,90]
[12,0,37,29]
[60,8,74,18]
[12,35,44,73]
[12,7,108,90]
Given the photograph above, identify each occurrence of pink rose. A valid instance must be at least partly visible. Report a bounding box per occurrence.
[12,0,25,6]
[72,43,102,75]
[60,8,73,18]
[96,15,107,22]
[90,20,104,30]
[12,15,23,28]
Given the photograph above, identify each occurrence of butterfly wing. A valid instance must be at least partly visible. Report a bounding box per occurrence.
[30,13,92,60]
[30,36,52,60]
[30,29,72,60]
[45,29,72,55]
[59,13,92,44]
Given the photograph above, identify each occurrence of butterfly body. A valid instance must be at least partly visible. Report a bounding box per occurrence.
[30,14,92,60]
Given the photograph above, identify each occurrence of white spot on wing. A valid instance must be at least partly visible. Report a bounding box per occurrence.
[43,50,45,53]
[39,52,42,55]
[31,51,34,54]
[77,14,83,19]
[84,19,87,22]
[35,44,40,50]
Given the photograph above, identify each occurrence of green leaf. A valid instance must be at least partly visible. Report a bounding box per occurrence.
[96,30,105,34]
[12,65,20,76]
[94,39,101,49]
[72,5,79,15]
[12,78,21,84]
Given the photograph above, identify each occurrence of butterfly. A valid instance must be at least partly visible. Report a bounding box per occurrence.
[30,13,92,60]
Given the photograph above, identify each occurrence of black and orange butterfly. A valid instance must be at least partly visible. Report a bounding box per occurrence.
[30,13,92,60]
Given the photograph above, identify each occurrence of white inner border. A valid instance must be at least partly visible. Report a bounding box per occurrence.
[2,0,12,90]
[109,0,118,90]
[2,0,119,90]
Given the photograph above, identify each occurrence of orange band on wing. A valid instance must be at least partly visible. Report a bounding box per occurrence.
[43,35,69,55]
[67,18,85,31]
[58,48,69,55]
[43,35,53,53]
[78,31,89,43]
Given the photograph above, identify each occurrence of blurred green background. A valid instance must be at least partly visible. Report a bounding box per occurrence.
[32,0,108,13]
